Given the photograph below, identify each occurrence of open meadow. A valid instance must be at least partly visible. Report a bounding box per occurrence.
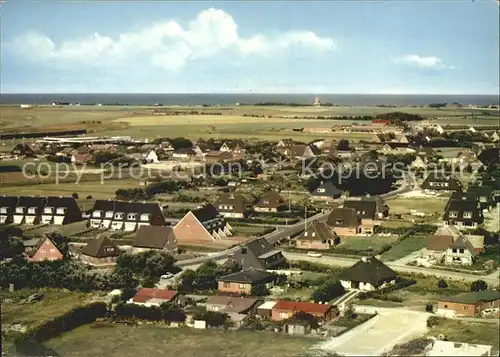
[1,105,498,142]
[40,324,317,357]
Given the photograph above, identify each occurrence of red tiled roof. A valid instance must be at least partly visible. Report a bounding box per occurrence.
[272,300,331,314]
[132,288,178,302]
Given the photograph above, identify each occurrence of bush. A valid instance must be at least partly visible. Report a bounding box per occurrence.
[72,192,79,199]
[14,302,107,347]
[193,311,228,327]
[425,303,433,313]
[427,316,445,328]
[437,279,448,289]
[86,195,93,199]
[311,279,345,303]
[470,280,488,292]
[114,302,186,323]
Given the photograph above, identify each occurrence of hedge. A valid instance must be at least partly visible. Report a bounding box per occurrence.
[357,277,417,300]
[114,302,186,323]
[14,302,108,353]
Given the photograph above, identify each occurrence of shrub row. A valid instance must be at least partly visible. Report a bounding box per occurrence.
[114,302,186,323]
[14,302,108,352]
[357,277,417,300]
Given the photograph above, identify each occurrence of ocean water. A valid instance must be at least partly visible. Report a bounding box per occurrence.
[0,93,498,106]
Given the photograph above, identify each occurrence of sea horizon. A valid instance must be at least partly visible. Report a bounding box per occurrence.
[1,93,499,106]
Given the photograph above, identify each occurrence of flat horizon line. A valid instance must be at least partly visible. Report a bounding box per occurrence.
[2,92,499,96]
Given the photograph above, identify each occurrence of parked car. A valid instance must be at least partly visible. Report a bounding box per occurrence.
[160,273,174,279]
[307,251,322,258]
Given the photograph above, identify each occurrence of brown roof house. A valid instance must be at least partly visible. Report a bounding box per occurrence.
[215,193,247,219]
[205,296,263,328]
[132,225,178,253]
[294,221,340,250]
[204,150,235,164]
[80,235,120,265]
[129,288,185,307]
[173,203,233,244]
[326,208,361,237]
[217,268,276,295]
[436,290,500,318]
[282,145,319,160]
[254,191,284,213]
[271,300,338,322]
[339,256,397,291]
[343,199,380,235]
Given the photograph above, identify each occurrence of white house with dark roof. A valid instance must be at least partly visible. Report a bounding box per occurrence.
[339,256,397,291]
[88,200,166,232]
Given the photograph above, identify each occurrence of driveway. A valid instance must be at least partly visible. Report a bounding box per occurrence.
[313,307,430,356]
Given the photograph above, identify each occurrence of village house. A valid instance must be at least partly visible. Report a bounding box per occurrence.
[425,225,484,265]
[442,197,484,230]
[227,237,286,270]
[88,200,167,231]
[217,268,276,295]
[276,139,298,148]
[204,150,235,164]
[420,172,463,193]
[254,191,284,213]
[282,145,319,160]
[41,196,83,225]
[436,290,500,318]
[326,207,361,236]
[424,340,493,356]
[132,225,178,253]
[294,221,340,250]
[467,185,494,211]
[173,203,232,244]
[410,156,427,169]
[129,288,185,307]
[310,181,342,201]
[11,144,36,158]
[145,150,159,163]
[339,256,397,291]
[343,199,380,234]
[193,143,210,159]
[12,196,47,225]
[26,237,64,263]
[205,296,263,315]
[79,235,120,265]
[215,193,247,219]
[271,300,338,322]
[172,148,196,160]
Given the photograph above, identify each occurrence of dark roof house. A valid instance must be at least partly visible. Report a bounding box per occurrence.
[80,235,120,259]
[343,200,377,220]
[255,191,284,211]
[339,256,397,289]
[421,172,462,192]
[443,198,484,228]
[215,193,247,218]
[228,237,285,270]
[326,208,360,228]
[310,181,342,200]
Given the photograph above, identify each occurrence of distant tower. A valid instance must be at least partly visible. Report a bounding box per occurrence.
[313,97,321,107]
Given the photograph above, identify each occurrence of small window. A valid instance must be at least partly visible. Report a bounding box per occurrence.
[311,232,316,237]
[28,207,36,214]
[223,282,230,288]
[463,211,473,219]
[449,211,458,218]
[317,188,325,193]
[444,305,448,308]
[336,219,343,225]
[238,283,246,289]
[304,232,308,236]
[459,249,464,254]
[0,207,7,214]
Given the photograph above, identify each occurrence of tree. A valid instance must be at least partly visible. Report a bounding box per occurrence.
[86,195,93,199]
[337,139,350,151]
[0,236,24,260]
[344,302,356,320]
[72,192,79,199]
[470,280,488,292]
[425,303,434,313]
[311,279,345,303]
[120,287,137,301]
[437,279,448,289]
[250,284,269,296]
[193,311,228,327]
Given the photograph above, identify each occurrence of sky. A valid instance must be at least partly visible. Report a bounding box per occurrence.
[1,1,499,94]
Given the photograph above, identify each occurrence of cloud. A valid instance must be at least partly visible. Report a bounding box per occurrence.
[8,8,335,71]
[392,54,455,70]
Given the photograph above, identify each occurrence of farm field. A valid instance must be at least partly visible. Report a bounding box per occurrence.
[387,195,448,216]
[1,105,498,141]
[40,324,317,357]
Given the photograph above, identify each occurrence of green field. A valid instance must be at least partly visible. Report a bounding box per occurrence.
[336,235,399,254]
[1,105,498,142]
[388,196,448,216]
[40,324,317,357]
[380,236,427,261]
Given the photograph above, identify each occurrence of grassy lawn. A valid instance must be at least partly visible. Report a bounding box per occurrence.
[380,236,427,261]
[41,324,317,357]
[1,289,96,328]
[231,224,273,237]
[336,235,399,254]
[22,220,89,237]
[426,318,500,352]
[402,273,470,296]
[388,196,448,215]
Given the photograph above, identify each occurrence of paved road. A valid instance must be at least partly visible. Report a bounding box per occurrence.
[283,252,500,286]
